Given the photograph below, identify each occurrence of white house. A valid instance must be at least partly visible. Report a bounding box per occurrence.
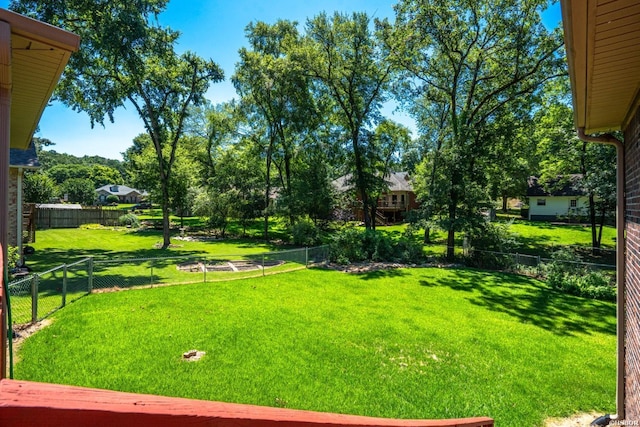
[526,175,590,221]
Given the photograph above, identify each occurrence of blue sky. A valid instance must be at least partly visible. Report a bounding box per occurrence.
[1,0,563,160]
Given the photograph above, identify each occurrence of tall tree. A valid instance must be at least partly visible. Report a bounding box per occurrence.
[383,0,565,259]
[12,0,224,248]
[298,12,394,229]
[233,20,317,235]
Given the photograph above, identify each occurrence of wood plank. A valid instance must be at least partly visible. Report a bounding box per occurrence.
[0,379,494,427]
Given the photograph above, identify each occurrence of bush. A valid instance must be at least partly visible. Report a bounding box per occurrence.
[465,221,518,269]
[118,213,140,228]
[543,248,616,301]
[291,219,321,247]
[7,245,20,268]
[329,227,425,265]
[106,195,120,205]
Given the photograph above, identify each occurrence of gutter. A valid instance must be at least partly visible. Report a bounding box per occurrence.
[576,127,625,421]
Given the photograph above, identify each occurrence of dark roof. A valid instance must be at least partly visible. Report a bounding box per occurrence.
[9,142,40,169]
[526,175,586,197]
[332,172,414,193]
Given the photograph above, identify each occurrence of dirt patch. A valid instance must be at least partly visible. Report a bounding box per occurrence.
[182,349,206,362]
[544,412,602,427]
[177,259,284,273]
[10,319,53,363]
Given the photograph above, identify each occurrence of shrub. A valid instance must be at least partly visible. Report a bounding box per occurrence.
[543,248,616,301]
[291,219,321,246]
[329,227,366,264]
[106,195,120,205]
[7,245,20,268]
[118,213,140,228]
[465,220,518,269]
[329,227,425,265]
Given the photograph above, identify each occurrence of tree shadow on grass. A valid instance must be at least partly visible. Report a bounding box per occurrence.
[419,267,616,337]
[358,268,409,281]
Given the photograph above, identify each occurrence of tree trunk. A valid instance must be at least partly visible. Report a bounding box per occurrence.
[424,227,431,244]
[588,193,599,251]
[446,196,457,261]
[351,131,371,229]
[502,195,508,212]
[161,180,171,249]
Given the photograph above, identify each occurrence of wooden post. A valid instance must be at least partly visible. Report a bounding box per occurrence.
[0,19,12,379]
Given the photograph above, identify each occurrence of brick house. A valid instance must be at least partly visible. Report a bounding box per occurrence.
[561,0,640,421]
[333,172,419,224]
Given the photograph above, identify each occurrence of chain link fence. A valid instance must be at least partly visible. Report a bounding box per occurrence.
[7,258,94,326]
[7,246,330,327]
[465,247,616,274]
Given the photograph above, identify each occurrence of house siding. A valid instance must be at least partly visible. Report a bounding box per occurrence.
[625,105,640,417]
[528,195,589,221]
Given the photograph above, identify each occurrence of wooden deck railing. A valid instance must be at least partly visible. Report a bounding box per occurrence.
[0,245,492,427]
[0,379,493,427]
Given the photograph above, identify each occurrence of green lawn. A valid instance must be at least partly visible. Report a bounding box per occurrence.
[16,267,615,427]
[25,227,285,272]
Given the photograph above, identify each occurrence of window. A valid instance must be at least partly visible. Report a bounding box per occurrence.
[392,195,398,205]
[537,199,546,206]
[570,199,577,208]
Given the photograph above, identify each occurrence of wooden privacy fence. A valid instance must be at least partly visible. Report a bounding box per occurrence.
[36,207,122,229]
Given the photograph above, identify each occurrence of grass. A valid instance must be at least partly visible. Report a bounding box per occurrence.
[24,227,285,272]
[16,267,615,427]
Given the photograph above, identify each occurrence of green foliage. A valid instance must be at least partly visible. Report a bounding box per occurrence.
[329,227,424,264]
[384,0,565,258]
[12,0,224,250]
[543,248,616,301]
[465,220,518,269]
[290,219,321,247]
[105,195,119,204]
[23,171,57,203]
[7,245,20,268]
[300,11,393,229]
[118,213,140,228]
[59,178,96,205]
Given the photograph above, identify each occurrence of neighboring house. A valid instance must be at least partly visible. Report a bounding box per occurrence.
[526,175,590,221]
[9,142,39,256]
[96,184,147,204]
[333,172,419,223]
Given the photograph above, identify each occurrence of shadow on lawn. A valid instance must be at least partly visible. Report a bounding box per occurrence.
[420,268,616,337]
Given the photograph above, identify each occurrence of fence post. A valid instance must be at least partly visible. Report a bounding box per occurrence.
[87,257,93,294]
[262,254,265,277]
[203,259,207,284]
[305,247,309,268]
[516,253,520,267]
[62,264,68,308]
[537,255,542,276]
[31,275,39,323]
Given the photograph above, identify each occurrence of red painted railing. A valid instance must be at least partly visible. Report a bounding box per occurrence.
[0,379,493,427]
